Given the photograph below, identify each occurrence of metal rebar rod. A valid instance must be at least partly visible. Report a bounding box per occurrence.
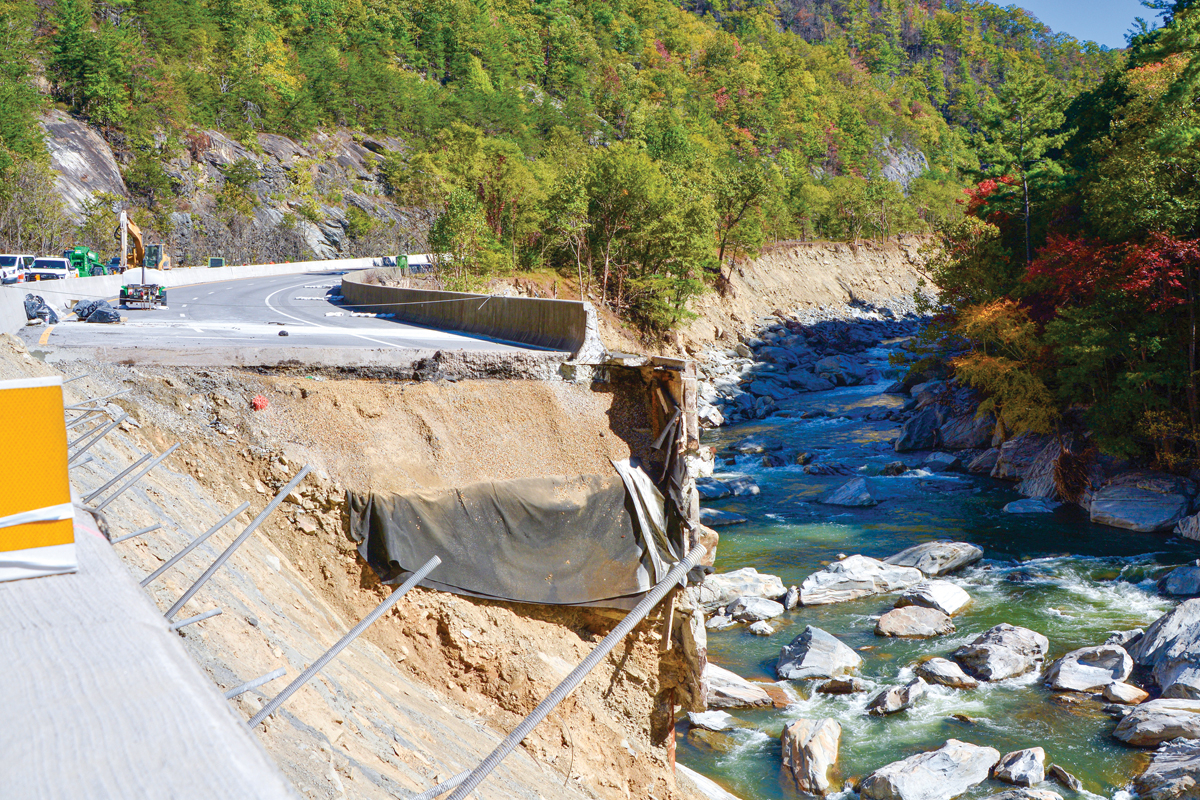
[412,771,470,800]
[64,388,131,409]
[68,413,129,462]
[166,467,310,621]
[170,608,222,631]
[63,373,90,384]
[444,544,706,800]
[70,455,95,469]
[248,554,440,729]
[94,443,181,512]
[111,523,162,544]
[141,502,250,587]
[84,453,153,504]
[67,412,126,450]
[225,668,287,700]
[65,409,104,430]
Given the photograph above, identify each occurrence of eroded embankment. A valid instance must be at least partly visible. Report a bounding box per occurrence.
[1,334,708,800]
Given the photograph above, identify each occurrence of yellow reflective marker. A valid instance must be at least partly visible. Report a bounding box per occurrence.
[0,376,76,582]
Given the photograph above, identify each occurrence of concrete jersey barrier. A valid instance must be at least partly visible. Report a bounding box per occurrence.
[0,257,375,336]
[340,269,606,362]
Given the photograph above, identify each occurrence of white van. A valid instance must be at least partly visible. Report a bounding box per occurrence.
[0,254,34,284]
[26,257,74,281]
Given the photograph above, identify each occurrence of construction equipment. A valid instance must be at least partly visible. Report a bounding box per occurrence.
[64,247,104,277]
[116,211,168,309]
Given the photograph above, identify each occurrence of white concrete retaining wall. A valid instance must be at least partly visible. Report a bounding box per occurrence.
[0,257,374,336]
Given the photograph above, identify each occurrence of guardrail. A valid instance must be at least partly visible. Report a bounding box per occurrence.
[339,269,607,361]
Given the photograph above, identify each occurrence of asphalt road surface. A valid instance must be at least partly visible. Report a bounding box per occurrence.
[21,270,540,354]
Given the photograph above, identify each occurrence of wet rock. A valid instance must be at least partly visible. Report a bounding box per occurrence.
[994,748,1045,786]
[915,658,979,690]
[817,677,869,694]
[868,678,927,716]
[762,454,788,468]
[696,478,733,500]
[881,461,908,477]
[1133,737,1200,800]
[1089,471,1195,533]
[777,626,864,680]
[876,607,955,638]
[781,718,842,795]
[703,663,774,709]
[748,621,774,636]
[859,739,1000,800]
[819,477,878,507]
[1045,645,1133,692]
[992,433,1055,482]
[885,541,984,577]
[687,710,735,731]
[1047,765,1083,793]
[1176,512,1200,541]
[795,452,815,466]
[790,371,837,392]
[1113,699,1200,745]
[784,586,801,610]
[724,476,761,496]
[687,727,738,754]
[706,615,735,630]
[694,568,787,611]
[924,452,963,473]
[952,624,1050,681]
[700,508,749,527]
[1103,682,1150,704]
[1106,629,1144,649]
[988,791,1063,800]
[1130,599,1200,698]
[939,412,994,451]
[800,555,923,605]
[1004,498,1062,514]
[967,449,1001,475]
[896,408,941,452]
[896,581,971,616]
[1161,561,1200,596]
[730,436,782,455]
[728,596,785,622]
[806,463,857,476]
[815,355,871,386]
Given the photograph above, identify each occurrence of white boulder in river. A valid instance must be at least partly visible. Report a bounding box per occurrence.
[1044,645,1133,692]
[859,739,1000,800]
[692,568,786,612]
[727,595,785,622]
[778,626,863,680]
[1130,598,1200,698]
[702,663,773,709]
[993,747,1045,787]
[896,581,971,616]
[800,555,923,605]
[952,624,1049,681]
[867,678,927,716]
[819,477,878,507]
[875,607,955,638]
[1133,738,1200,800]
[780,718,841,796]
[885,541,984,576]
[1113,698,1200,746]
[915,657,979,690]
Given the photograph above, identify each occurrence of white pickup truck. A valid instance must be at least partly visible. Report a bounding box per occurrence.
[0,254,34,284]
[25,257,74,281]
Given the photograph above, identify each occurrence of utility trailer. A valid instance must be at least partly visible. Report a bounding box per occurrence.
[119,283,167,309]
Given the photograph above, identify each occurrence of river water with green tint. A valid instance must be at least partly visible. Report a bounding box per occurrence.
[681,337,1200,800]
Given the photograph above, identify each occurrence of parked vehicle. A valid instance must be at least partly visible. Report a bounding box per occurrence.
[64,246,103,277]
[26,257,74,281]
[0,254,34,284]
[106,256,125,274]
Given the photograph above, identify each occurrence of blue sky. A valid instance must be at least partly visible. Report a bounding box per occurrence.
[1013,0,1154,48]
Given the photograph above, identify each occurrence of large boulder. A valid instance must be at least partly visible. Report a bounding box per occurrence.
[702,663,774,709]
[1089,471,1195,533]
[868,678,928,716]
[885,542,984,577]
[1113,698,1200,746]
[952,624,1049,681]
[1104,682,1150,705]
[915,657,979,690]
[896,582,972,616]
[967,449,1001,475]
[1131,599,1200,698]
[1161,561,1200,597]
[728,596,785,623]
[1177,512,1200,541]
[692,568,786,612]
[1003,499,1062,514]
[994,748,1045,787]
[859,739,1000,800]
[815,355,870,386]
[939,412,995,451]
[876,607,955,638]
[1044,645,1133,692]
[924,453,963,473]
[1132,738,1200,800]
[1016,439,1062,499]
[781,718,842,796]
[896,408,941,452]
[789,370,836,393]
[991,433,1055,482]
[819,477,878,507]
[777,626,863,680]
[800,555,924,605]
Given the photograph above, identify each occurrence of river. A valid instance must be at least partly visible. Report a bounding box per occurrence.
[683,335,1198,800]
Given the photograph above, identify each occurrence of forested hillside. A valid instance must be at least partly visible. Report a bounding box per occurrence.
[925,0,1200,472]
[0,0,1119,330]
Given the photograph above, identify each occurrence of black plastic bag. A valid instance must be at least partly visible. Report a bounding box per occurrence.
[74,299,102,320]
[23,294,58,324]
[87,304,121,324]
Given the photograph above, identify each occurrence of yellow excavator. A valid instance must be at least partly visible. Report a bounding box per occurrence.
[115,212,169,309]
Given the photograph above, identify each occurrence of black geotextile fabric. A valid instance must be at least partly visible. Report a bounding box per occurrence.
[347,474,666,609]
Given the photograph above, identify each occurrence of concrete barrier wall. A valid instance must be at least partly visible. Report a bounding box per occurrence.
[0,257,374,336]
[340,270,606,361]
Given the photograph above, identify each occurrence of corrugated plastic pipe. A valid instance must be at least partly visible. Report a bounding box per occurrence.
[442,542,706,800]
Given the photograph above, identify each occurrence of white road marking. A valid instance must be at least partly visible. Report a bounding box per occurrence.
[263,280,410,350]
